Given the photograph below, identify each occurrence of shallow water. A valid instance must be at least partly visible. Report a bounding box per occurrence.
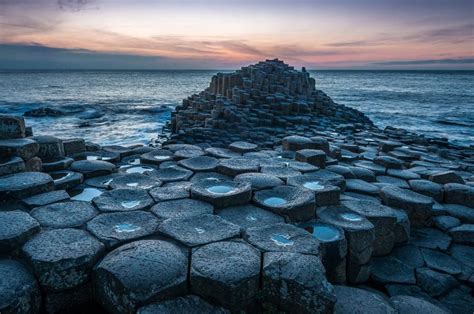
[0,70,472,146]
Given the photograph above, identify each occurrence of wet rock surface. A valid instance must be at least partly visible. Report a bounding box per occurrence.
[1,60,473,312]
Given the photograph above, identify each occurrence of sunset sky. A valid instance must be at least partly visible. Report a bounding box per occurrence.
[0,0,473,69]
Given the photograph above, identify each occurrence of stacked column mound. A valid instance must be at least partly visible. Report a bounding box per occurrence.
[166,59,373,147]
[1,63,474,314]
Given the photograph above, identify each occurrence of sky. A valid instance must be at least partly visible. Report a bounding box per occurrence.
[0,0,473,69]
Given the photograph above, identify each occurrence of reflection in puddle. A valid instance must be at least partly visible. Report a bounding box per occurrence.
[154,155,170,160]
[271,233,294,246]
[301,223,340,242]
[114,223,141,233]
[70,188,103,202]
[207,185,233,194]
[126,182,139,187]
[194,227,205,234]
[121,200,141,209]
[340,212,363,222]
[303,181,325,191]
[87,156,99,161]
[246,215,258,222]
[126,166,154,174]
[264,197,287,206]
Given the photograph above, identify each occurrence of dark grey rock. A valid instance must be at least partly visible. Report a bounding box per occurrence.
[430,171,464,184]
[433,215,461,231]
[75,150,120,163]
[305,169,346,189]
[439,285,474,314]
[448,224,474,245]
[262,252,336,313]
[0,138,38,160]
[391,245,424,268]
[390,295,449,314]
[387,168,421,180]
[409,179,444,202]
[228,141,257,153]
[190,172,232,182]
[0,156,25,176]
[443,204,474,223]
[158,214,240,247]
[346,179,379,196]
[253,185,315,222]
[0,259,41,314]
[205,147,241,159]
[411,228,452,251]
[140,149,174,165]
[0,210,39,253]
[22,190,70,207]
[353,160,386,176]
[31,135,64,159]
[0,172,53,199]
[149,185,189,201]
[348,166,376,182]
[190,240,260,311]
[174,148,205,159]
[217,158,259,177]
[70,160,115,178]
[63,138,86,156]
[24,157,42,172]
[86,210,160,248]
[151,198,213,220]
[234,172,284,190]
[137,295,229,314]
[295,149,326,168]
[178,156,219,172]
[149,166,193,183]
[443,183,474,208]
[450,244,474,270]
[22,228,105,291]
[371,256,415,284]
[50,170,83,190]
[244,223,320,255]
[217,204,284,231]
[416,267,459,297]
[334,285,396,314]
[0,114,26,139]
[94,240,188,314]
[376,175,409,189]
[42,157,73,172]
[380,185,434,227]
[69,186,104,202]
[190,179,252,208]
[109,173,162,190]
[374,155,404,169]
[93,188,154,212]
[421,248,462,275]
[30,201,97,228]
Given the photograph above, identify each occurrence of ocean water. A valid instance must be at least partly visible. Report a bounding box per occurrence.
[0,70,472,146]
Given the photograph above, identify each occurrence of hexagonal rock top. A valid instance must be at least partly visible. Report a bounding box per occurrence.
[0,210,39,253]
[137,295,229,314]
[217,204,285,231]
[93,240,188,314]
[30,201,98,228]
[109,173,162,190]
[191,240,261,311]
[93,188,154,212]
[244,223,320,255]
[234,172,284,190]
[22,228,105,291]
[0,259,41,314]
[178,156,219,172]
[333,285,396,314]
[151,198,214,220]
[86,211,161,248]
[262,252,336,313]
[190,180,252,208]
[158,214,240,247]
[253,185,315,222]
[0,172,54,199]
[70,160,115,178]
[216,158,260,177]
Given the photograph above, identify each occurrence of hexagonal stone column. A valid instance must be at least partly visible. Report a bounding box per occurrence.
[298,220,347,284]
[70,160,116,178]
[138,295,229,314]
[228,141,257,153]
[244,223,320,255]
[288,174,340,206]
[341,199,398,256]
[178,156,219,172]
[87,211,160,248]
[234,172,284,191]
[282,135,314,151]
[0,114,26,139]
[158,214,240,247]
[151,198,213,220]
[262,252,336,313]
[0,172,53,199]
[334,285,396,313]
[31,135,65,159]
[217,158,259,176]
[0,138,39,160]
[217,204,285,231]
[190,180,252,208]
[253,186,315,222]
[109,173,162,190]
[94,240,188,313]
[0,210,39,253]
[0,259,41,314]
[317,206,375,283]
[191,240,260,311]
[93,188,154,212]
[295,149,326,168]
[22,228,105,291]
[30,201,97,229]
[380,186,434,227]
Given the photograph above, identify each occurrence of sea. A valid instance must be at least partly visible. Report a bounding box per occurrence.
[0,70,472,146]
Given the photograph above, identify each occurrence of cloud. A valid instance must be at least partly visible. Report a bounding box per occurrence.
[57,0,97,11]
[372,57,474,66]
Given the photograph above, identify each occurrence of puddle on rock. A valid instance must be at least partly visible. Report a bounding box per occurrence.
[86,156,99,161]
[154,155,170,161]
[70,188,103,202]
[340,212,363,222]
[206,185,234,194]
[271,233,294,246]
[102,178,114,186]
[302,223,340,242]
[303,181,325,191]
[126,166,154,174]
[194,227,205,234]
[126,182,139,187]
[121,200,141,209]
[52,172,72,182]
[114,223,141,233]
[246,214,258,222]
[264,197,287,206]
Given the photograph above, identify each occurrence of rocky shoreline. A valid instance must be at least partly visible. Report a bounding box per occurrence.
[1,60,473,313]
